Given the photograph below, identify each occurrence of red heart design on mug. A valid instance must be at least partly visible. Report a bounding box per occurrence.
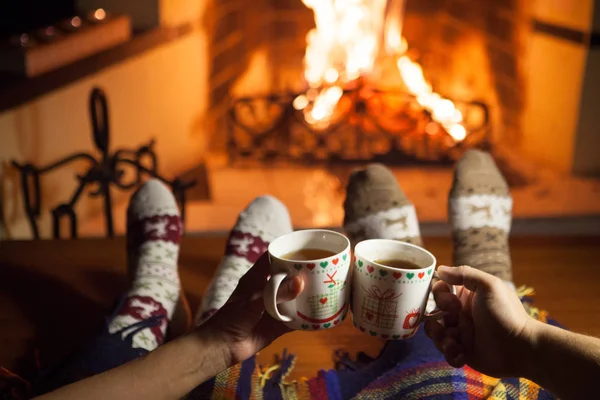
[319,297,328,305]
[313,325,320,330]
[367,266,375,273]
[393,272,402,279]
[366,312,374,321]
[332,258,339,265]
[334,319,340,325]
[359,326,366,332]
[418,272,425,279]
[402,334,411,339]
[381,334,389,339]
[306,263,316,270]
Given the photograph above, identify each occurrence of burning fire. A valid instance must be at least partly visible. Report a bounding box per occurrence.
[294,0,467,142]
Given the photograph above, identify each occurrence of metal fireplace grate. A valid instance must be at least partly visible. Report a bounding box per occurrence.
[227,86,490,166]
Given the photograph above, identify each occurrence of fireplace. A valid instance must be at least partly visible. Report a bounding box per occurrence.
[176,0,599,235]
[206,0,527,166]
[15,0,598,238]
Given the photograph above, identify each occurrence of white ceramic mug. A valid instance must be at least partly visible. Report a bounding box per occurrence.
[264,229,351,331]
[351,239,452,340]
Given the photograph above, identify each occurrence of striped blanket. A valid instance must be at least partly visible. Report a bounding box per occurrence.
[1,288,557,399]
[193,287,557,399]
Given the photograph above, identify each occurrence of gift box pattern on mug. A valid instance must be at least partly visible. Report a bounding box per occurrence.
[360,285,401,329]
[352,259,435,338]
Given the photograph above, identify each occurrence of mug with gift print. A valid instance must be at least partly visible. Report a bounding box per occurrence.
[264,229,352,331]
[351,239,453,340]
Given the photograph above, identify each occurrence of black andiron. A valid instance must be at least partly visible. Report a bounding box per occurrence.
[12,87,196,239]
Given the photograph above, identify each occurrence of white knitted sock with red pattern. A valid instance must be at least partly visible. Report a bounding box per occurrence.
[196,196,293,325]
[108,179,182,351]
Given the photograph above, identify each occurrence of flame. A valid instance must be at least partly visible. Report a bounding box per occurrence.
[296,0,468,142]
[395,55,466,141]
[295,0,387,125]
[384,0,407,55]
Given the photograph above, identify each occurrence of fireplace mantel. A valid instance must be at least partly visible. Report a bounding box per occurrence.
[0,23,192,113]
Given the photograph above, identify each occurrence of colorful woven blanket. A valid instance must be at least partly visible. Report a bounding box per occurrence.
[190,286,557,399]
[1,287,557,399]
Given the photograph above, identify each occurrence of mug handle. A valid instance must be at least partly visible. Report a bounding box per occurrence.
[422,270,457,322]
[263,271,294,322]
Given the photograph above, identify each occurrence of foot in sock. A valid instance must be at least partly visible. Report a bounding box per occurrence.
[196,195,293,325]
[108,179,184,351]
[449,150,513,282]
[343,164,422,247]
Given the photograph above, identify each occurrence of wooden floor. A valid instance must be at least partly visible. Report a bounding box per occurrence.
[1,236,599,381]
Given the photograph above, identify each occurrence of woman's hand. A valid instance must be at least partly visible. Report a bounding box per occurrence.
[200,252,304,365]
[424,265,533,377]
[36,255,302,400]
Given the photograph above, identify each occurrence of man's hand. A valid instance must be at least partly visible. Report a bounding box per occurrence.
[199,252,304,365]
[424,265,533,377]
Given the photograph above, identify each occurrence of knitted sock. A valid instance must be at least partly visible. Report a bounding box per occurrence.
[196,196,293,325]
[343,164,422,247]
[449,150,513,282]
[108,179,183,351]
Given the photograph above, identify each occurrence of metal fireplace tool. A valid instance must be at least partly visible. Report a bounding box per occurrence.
[12,87,196,239]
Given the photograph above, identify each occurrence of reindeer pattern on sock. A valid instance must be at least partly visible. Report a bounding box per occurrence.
[144,216,182,239]
[346,206,419,241]
[145,218,168,237]
[467,204,493,220]
[383,215,408,230]
[226,231,269,262]
[450,195,512,232]
[118,295,169,344]
[128,215,182,246]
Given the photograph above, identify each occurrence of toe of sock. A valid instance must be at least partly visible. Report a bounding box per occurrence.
[127,179,183,251]
[344,164,410,223]
[237,195,293,241]
[451,150,509,197]
[128,178,180,220]
[244,195,289,216]
[343,164,421,245]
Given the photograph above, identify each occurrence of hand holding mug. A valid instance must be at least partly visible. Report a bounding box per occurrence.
[425,265,531,377]
[202,252,304,365]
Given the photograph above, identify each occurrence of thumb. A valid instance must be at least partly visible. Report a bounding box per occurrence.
[276,275,304,303]
[247,275,303,312]
[436,265,495,293]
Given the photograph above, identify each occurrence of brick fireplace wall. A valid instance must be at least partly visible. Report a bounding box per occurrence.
[206,0,313,154]
[403,0,600,176]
